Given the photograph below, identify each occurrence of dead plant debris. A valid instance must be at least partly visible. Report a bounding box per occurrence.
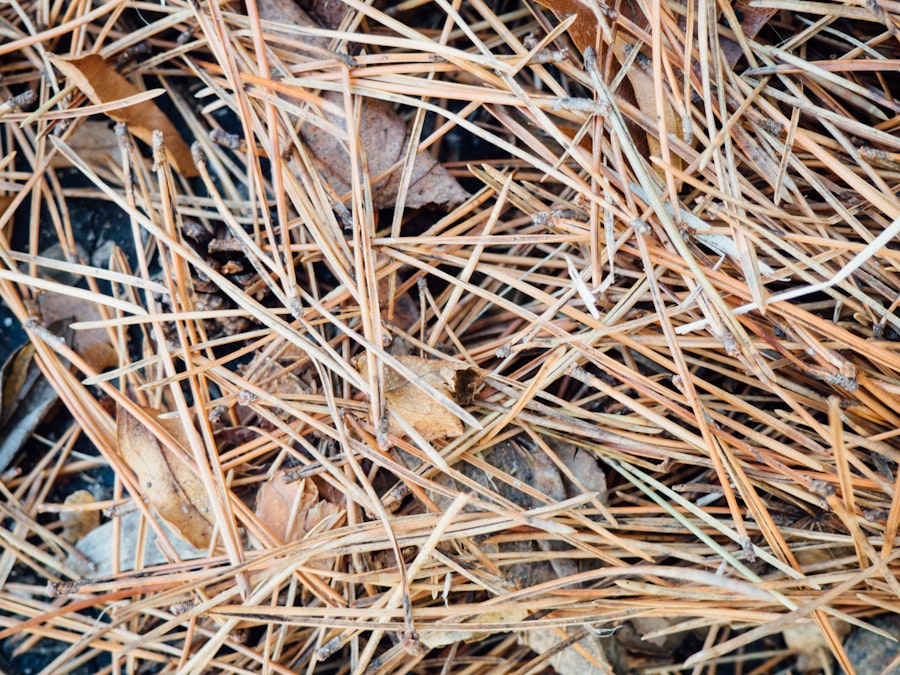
[1,0,900,673]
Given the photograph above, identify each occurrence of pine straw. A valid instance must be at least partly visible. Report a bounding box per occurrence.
[2,0,900,673]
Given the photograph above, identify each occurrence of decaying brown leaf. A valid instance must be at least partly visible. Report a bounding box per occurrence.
[535,0,773,69]
[254,470,343,547]
[116,407,214,549]
[5,0,897,671]
[0,195,16,230]
[531,0,778,185]
[239,354,312,423]
[299,0,358,28]
[377,276,420,334]
[39,292,120,373]
[258,0,468,210]
[611,40,683,172]
[356,355,479,440]
[535,0,683,172]
[49,120,120,170]
[553,441,609,505]
[48,54,198,177]
[0,342,59,473]
[60,489,100,543]
[720,0,778,67]
[615,617,685,657]
[430,438,608,595]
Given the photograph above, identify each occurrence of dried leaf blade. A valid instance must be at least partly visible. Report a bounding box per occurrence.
[48,54,198,177]
[116,407,214,549]
[357,355,478,440]
[254,470,343,548]
[60,490,100,543]
[257,0,468,209]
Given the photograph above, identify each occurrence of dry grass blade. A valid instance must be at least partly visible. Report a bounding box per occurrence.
[1,0,900,673]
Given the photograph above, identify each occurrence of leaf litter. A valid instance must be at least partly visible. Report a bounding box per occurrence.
[355,354,480,440]
[0,0,899,673]
[258,0,470,209]
[253,470,344,547]
[59,489,99,544]
[48,54,199,178]
[116,407,214,550]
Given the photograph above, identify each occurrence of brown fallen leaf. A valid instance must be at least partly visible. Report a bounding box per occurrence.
[429,438,608,586]
[49,120,120,171]
[48,54,198,178]
[60,490,100,543]
[721,0,778,68]
[615,616,685,657]
[536,0,684,173]
[532,0,596,57]
[536,0,773,69]
[0,195,16,222]
[254,470,343,548]
[240,353,313,423]
[116,407,214,549]
[39,292,120,373]
[553,440,609,505]
[610,40,683,173]
[35,242,87,287]
[258,0,468,210]
[452,367,479,406]
[377,276,420,334]
[356,355,479,440]
[299,0,364,29]
[0,342,59,473]
[539,0,772,180]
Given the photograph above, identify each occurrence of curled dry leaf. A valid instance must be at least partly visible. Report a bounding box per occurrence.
[60,489,100,543]
[356,355,479,440]
[116,407,214,549]
[258,0,468,209]
[48,54,198,177]
[254,470,343,552]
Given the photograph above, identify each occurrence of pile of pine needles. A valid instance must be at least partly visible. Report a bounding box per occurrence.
[2,0,900,673]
